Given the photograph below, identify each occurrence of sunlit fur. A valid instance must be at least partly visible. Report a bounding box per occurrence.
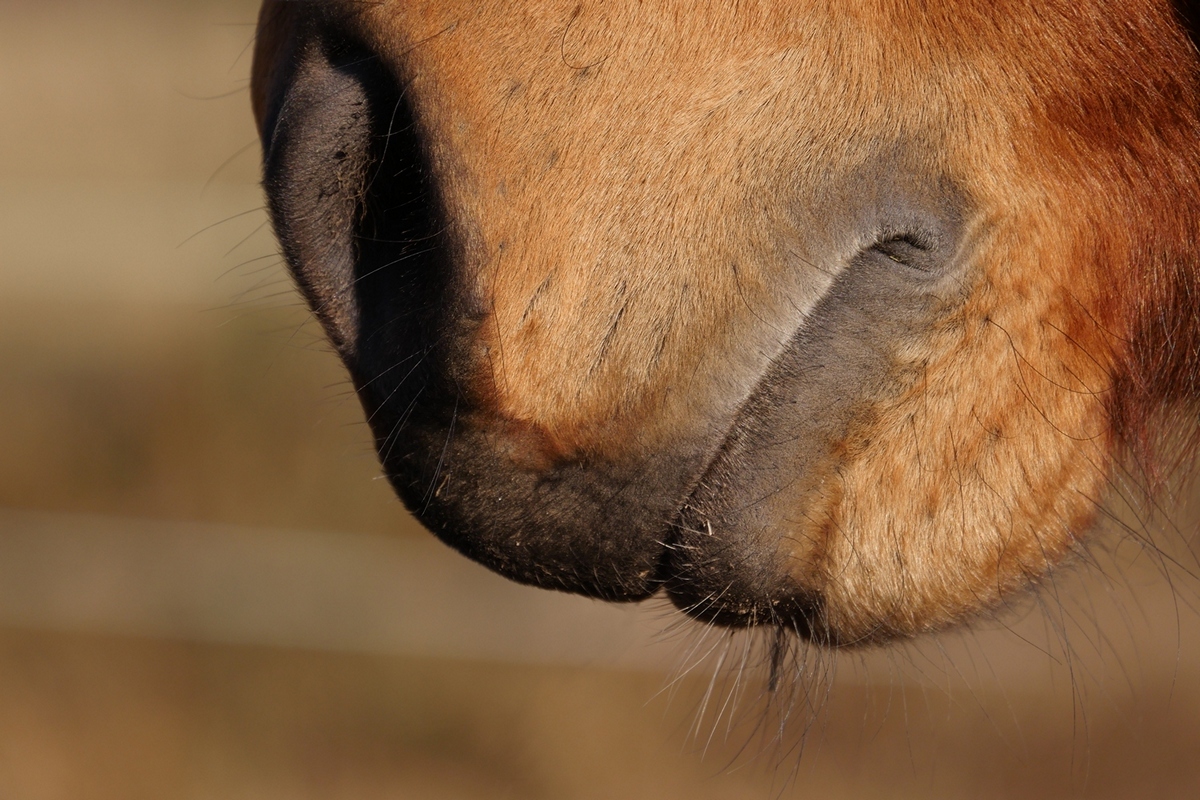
[253,1,1200,646]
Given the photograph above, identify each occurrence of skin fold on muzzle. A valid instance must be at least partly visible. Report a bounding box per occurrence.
[253,1,1200,645]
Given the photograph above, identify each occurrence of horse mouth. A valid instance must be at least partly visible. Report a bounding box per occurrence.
[364,201,972,641]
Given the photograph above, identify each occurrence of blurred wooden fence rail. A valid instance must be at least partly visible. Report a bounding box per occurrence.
[0,508,684,669]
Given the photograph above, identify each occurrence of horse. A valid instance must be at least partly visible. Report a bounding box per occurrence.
[250,1,1200,649]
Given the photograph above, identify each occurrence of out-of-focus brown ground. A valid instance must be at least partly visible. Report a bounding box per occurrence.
[2,2,1200,798]
[1,624,1199,800]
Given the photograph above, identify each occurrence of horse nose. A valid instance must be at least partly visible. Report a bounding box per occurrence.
[255,32,717,601]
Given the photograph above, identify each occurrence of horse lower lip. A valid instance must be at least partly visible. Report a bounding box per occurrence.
[667,592,823,637]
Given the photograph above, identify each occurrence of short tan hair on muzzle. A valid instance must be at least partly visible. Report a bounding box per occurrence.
[253,1,1200,645]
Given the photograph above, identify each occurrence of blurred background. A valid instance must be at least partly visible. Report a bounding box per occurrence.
[2,1,1200,797]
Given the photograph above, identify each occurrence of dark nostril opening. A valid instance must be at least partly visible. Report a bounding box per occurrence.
[865,228,947,275]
